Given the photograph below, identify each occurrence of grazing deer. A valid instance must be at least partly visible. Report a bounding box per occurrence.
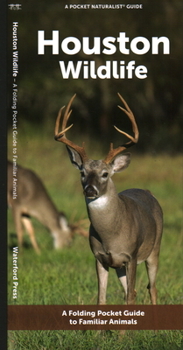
[8,160,73,253]
[54,94,163,305]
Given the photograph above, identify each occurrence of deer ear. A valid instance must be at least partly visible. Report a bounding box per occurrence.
[111,153,131,173]
[66,146,83,170]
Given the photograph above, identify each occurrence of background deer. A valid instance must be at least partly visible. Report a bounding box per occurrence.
[54,93,163,305]
[8,160,74,253]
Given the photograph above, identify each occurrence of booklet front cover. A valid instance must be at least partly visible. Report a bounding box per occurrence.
[7,1,183,348]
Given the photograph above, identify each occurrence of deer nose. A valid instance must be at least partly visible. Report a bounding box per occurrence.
[84,185,98,198]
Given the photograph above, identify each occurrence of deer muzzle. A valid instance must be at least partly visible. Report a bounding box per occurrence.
[83,185,99,199]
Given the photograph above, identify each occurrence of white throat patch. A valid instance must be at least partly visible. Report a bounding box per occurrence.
[86,195,108,209]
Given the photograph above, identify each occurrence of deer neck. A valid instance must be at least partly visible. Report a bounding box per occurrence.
[85,179,123,234]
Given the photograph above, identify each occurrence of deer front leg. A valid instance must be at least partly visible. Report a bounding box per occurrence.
[126,259,137,305]
[21,215,41,254]
[116,266,127,300]
[96,259,109,305]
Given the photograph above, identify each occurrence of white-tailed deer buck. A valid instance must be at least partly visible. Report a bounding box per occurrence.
[8,161,73,253]
[54,94,163,305]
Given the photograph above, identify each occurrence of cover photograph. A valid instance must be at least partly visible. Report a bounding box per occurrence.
[7,0,183,348]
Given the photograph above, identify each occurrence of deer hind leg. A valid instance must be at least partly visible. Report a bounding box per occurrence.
[96,259,109,305]
[21,215,41,254]
[145,254,159,305]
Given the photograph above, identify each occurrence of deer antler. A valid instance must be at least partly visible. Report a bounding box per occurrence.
[55,93,138,164]
[104,93,139,164]
[54,94,88,162]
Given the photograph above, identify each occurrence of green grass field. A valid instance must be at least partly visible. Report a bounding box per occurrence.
[8,127,183,348]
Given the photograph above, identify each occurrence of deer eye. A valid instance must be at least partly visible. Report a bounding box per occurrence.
[102,172,108,178]
[80,171,85,178]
